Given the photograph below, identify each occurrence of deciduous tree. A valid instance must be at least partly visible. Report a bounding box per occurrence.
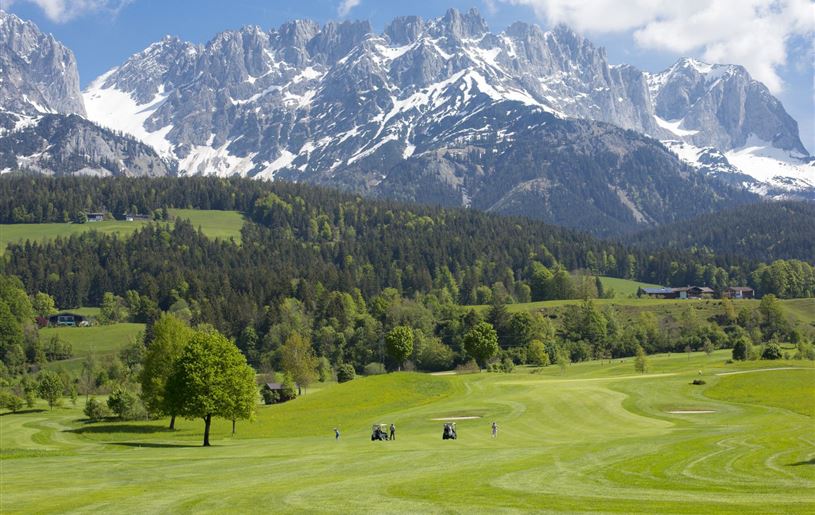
[634,345,649,374]
[385,326,414,371]
[139,314,193,429]
[463,322,499,369]
[37,370,63,409]
[280,332,318,391]
[166,330,256,446]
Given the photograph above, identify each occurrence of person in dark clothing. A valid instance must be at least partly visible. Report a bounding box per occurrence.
[389,423,396,440]
[334,428,340,440]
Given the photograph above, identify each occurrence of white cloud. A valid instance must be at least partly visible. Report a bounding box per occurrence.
[500,0,815,93]
[337,0,360,17]
[5,0,133,23]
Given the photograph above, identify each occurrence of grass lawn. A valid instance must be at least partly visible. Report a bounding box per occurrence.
[168,209,244,243]
[40,323,145,374]
[1,351,813,513]
[0,210,244,252]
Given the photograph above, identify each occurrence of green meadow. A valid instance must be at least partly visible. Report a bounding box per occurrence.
[598,276,663,297]
[0,209,244,252]
[39,323,146,374]
[2,351,813,513]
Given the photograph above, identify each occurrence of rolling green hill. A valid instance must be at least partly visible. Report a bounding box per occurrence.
[1,353,812,513]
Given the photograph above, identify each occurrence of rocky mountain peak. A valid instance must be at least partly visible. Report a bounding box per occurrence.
[649,57,807,155]
[307,20,374,64]
[436,8,488,40]
[0,9,85,116]
[385,16,426,46]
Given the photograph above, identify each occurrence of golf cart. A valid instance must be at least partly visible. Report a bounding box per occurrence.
[371,423,390,441]
[442,422,457,440]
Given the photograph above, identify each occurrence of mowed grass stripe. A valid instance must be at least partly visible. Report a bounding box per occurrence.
[1,353,813,513]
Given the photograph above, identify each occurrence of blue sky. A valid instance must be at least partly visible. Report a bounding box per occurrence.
[3,0,813,150]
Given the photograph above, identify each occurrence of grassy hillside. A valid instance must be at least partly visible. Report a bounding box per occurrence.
[167,209,244,243]
[2,352,813,513]
[40,323,145,374]
[598,276,663,298]
[0,210,244,252]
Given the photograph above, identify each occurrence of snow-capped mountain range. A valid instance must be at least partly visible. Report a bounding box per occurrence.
[0,8,811,233]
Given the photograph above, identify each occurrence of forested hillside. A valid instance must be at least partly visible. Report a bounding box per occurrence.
[627,201,815,262]
[1,176,813,376]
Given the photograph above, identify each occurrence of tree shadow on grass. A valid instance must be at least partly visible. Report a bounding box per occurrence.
[67,424,176,435]
[787,458,815,466]
[0,409,46,417]
[110,442,201,449]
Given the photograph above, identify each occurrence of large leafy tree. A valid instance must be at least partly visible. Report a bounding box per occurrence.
[463,322,499,368]
[139,314,193,429]
[166,330,256,446]
[385,326,414,371]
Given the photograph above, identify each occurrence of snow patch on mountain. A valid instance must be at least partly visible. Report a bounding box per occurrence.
[724,136,815,192]
[84,70,173,155]
[654,116,698,137]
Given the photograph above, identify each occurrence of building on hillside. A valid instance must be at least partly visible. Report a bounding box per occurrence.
[261,382,299,404]
[87,212,105,222]
[723,287,755,299]
[125,213,150,222]
[674,286,715,299]
[47,312,87,327]
[638,286,715,300]
[638,287,677,299]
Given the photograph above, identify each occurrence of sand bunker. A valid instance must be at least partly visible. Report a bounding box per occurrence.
[430,416,482,421]
[668,410,716,414]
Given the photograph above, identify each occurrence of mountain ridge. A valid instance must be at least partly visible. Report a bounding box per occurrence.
[0,7,810,234]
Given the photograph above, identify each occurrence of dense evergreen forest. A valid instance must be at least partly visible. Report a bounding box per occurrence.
[1,176,813,378]
[626,201,815,262]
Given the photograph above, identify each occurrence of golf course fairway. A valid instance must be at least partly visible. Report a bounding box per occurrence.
[2,351,813,513]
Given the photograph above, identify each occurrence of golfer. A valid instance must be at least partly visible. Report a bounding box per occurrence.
[491,421,498,438]
[334,428,340,440]
[390,423,396,440]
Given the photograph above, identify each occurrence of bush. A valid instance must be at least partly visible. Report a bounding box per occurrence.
[454,360,480,374]
[317,357,332,382]
[44,335,73,361]
[691,379,706,385]
[526,340,550,367]
[106,386,144,420]
[0,390,24,413]
[761,342,783,360]
[416,337,454,371]
[336,364,355,383]
[731,337,752,361]
[795,342,815,360]
[363,362,386,376]
[83,397,109,420]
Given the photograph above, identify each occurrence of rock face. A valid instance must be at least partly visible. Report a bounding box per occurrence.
[0,11,85,116]
[648,58,806,154]
[0,10,173,177]
[2,8,810,231]
[0,114,176,177]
